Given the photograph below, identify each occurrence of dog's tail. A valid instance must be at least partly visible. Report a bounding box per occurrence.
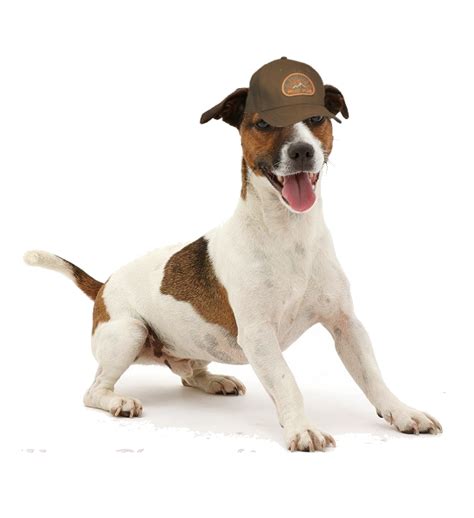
[24,250,103,301]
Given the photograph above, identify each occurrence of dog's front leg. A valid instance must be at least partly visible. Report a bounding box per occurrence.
[323,313,442,434]
[239,322,335,452]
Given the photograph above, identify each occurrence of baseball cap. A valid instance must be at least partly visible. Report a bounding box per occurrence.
[244,57,338,127]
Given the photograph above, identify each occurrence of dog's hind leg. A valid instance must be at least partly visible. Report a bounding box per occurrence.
[83,318,147,417]
[181,360,246,396]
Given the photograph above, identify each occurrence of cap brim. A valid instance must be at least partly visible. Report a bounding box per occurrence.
[259,104,337,127]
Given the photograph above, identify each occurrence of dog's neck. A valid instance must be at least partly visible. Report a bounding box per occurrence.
[232,164,325,242]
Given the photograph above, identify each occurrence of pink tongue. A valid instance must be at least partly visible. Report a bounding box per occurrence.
[282,173,316,212]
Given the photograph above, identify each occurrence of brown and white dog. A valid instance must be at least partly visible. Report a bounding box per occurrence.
[24,85,442,452]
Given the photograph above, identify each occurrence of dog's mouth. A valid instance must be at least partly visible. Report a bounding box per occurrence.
[263,171,320,213]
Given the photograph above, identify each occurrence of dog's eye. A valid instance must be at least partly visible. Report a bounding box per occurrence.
[307,115,324,125]
[255,119,271,130]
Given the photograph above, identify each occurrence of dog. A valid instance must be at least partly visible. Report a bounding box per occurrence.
[24,58,442,451]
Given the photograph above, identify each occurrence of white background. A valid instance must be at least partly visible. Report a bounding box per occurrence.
[1,1,473,516]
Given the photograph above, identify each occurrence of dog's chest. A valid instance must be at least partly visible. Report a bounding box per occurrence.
[238,237,345,347]
[238,239,316,337]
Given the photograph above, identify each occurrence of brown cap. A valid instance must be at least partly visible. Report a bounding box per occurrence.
[244,57,336,127]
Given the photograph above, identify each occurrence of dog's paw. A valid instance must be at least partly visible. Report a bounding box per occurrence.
[206,375,246,396]
[285,426,336,452]
[376,405,442,435]
[182,374,246,396]
[109,396,143,418]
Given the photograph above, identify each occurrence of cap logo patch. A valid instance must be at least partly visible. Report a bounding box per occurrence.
[281,73,315,97]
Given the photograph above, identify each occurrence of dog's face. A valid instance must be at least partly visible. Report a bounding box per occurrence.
[200,85,348,213]
[239,113,332,213]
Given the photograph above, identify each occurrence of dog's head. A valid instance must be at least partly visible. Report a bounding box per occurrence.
[200,85,348,213]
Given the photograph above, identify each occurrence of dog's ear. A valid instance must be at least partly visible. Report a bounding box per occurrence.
[200,88,249,128]
[324,85,349,120]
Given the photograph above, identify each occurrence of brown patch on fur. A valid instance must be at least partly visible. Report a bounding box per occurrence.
[240,113,293,175]
[92,284,110,333]
[61,257,103,300]
[160,237,238,337]
[144,325,164,358]
[308,119,333,156]
[240,157,248,199]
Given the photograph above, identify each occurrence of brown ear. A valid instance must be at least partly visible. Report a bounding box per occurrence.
[200,88,249,128]
[324,85,349,120]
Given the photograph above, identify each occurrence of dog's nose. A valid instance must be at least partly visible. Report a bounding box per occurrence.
[287,142,314,168]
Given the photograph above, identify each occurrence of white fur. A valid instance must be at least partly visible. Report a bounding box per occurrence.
[24,250,75,282]
[26,124,442,450]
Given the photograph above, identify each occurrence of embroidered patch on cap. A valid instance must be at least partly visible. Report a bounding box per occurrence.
[281,72,315,97]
